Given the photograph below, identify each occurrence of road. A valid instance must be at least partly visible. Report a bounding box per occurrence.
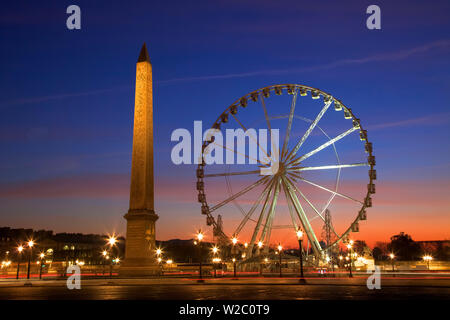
[0,276,449,300]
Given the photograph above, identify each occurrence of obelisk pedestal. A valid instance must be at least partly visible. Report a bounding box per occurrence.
[120,43,159,276]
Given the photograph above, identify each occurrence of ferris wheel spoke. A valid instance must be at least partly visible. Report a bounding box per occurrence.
[209,176,269,212]
[291,162,369,172]
[282,176,322,256]
[260,95,272,132]
[285,98,333,162]
[231,113,270,159]
[281,89,298,159]
[204,170,261,178]
[281,181,299,231]
[320,193,336,217]
[211,141,269,166]
[233,177,274,236]
[289,127,358,165]
[298,177,363,204]
[288,181,340,239]
[259,178,281,246]
[260,95,274,154]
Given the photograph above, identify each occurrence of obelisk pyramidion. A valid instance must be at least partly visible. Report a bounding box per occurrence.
[120,43,159,276]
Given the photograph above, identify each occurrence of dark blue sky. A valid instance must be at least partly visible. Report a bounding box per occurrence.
[0,0,449,243]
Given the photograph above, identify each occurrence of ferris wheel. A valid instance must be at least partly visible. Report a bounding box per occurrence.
[196,84,376,258]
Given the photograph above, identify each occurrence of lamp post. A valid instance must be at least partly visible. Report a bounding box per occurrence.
[231,237,238,279]
[347,241,353,278]
[101,250,107,275]
[196,230,204,283]
[277,244,283,277]
[423,255,432,270]
[257,241,263,276]
[39,253,45,280]
[107,236,117,279]
[389,253,395,273]
[156,248,163,276]
[296,230,306,284]
[16,245,24,280]
[211,246,218,278]
[26,240,34,280]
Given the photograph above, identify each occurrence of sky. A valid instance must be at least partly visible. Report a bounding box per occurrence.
[0,0,449,248]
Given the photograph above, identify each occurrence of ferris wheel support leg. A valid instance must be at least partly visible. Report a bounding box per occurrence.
[281,182,299,231]
[282,177,322,257]
[247,179,276,259]
[259,178,281,250]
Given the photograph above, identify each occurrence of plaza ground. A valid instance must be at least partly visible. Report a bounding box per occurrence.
[0,272,449,300]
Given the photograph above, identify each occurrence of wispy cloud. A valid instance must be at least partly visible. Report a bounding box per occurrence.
[0,85,131,109]
[2,40,448,108]
[366,112,450,130]
[159,39,450,84]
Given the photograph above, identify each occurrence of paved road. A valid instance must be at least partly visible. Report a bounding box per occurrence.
[0,277,449,300]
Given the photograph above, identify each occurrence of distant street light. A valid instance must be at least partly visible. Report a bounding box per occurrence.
[16,245,24,280]
[347,242,353,278]
[231,237,238,279]
[423,255,433,270]
[211,246,219,278]
[26,240,35,280]
[156,247,163,276]
[101,250,107,276]
[257,241,263,276]
[296,230,306,284]
[39,253,45,280]
[107,236,117,279]
[108,236,117,246]
[196,230,204,283]
[277,244,283,277]
[389,253,395,273]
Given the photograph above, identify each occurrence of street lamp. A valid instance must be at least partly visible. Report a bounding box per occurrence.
[296,230,306,284]
[211,246,219,278]
[231,237,238,279]
[26,240,34,280]
[156,247,163,276]
[107,236,117,279]
[101,250,108,276]
[196,230,204,283]
[423,255,433,270]
[389,253,395,273]
[347,242,353,278]
[39,253,45,280]
[16,245,24,280]
[277,244,283,277]
[257,241,263,276]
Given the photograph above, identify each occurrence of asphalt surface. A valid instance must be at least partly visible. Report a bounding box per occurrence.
[0,276,449,300]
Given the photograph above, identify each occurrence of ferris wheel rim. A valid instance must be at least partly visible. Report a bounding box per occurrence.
[196,83,376,254]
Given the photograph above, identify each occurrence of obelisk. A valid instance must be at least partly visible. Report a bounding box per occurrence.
[120,43,159,276]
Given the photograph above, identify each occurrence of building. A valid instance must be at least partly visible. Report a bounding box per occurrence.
[0,227,124,265]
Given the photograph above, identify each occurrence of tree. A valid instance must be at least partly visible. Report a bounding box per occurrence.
[388,232,421,260]
[353,240,367,256]
[372,247,383,261]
